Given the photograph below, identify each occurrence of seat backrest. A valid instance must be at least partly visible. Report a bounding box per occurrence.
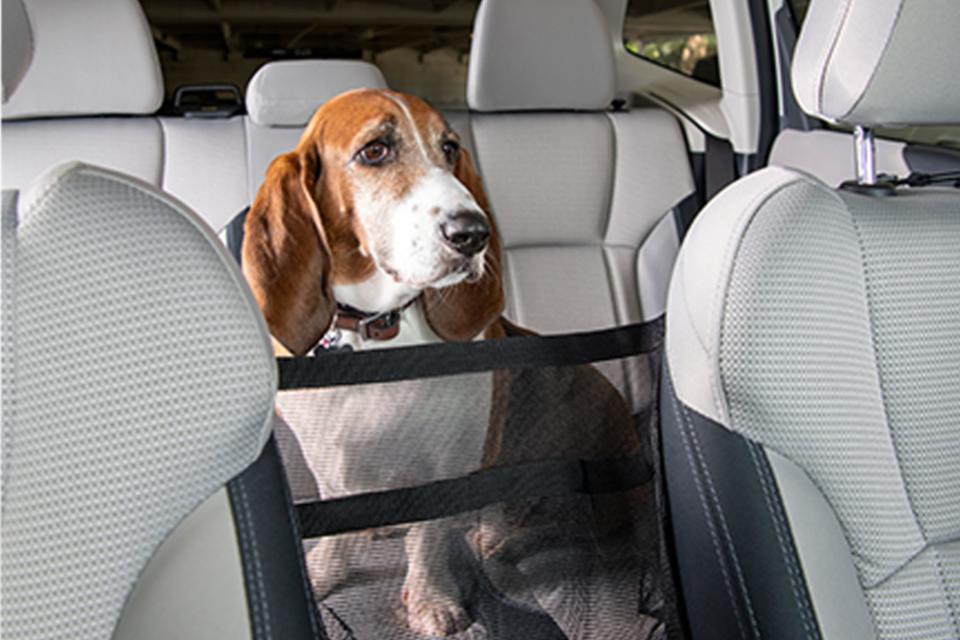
[663,1,960,638]
[1,162,324,640]
[1,0,165,189]
[462,0,695,332]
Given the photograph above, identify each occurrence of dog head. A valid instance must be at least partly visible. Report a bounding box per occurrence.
[243,89,504,355]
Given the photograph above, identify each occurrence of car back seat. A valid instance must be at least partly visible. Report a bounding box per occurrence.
[1,0,165,189]
[0,0,387,237]
[461,0,696,333]
[0,0,252,232]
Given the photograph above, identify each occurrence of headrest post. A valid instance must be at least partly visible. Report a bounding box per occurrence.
[854,126,877,186]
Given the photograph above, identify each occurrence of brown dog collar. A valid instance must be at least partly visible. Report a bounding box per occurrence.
[333,299,417,341]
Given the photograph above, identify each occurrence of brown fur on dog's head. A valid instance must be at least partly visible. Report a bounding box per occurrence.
[242,89,504,355]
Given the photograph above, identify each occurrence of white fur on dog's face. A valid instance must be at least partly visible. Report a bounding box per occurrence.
[333,92,489,312]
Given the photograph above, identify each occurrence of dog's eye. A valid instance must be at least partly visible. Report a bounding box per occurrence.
[358,141,391,166]
[441,140,460,164]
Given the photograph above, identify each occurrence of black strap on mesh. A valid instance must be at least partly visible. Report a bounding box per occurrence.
[283,317,663,538]
[278,315,664,389]
[297,454,652,538]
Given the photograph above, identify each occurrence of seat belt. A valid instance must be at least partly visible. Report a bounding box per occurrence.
[675,134,736,239]
[704,134,737,202]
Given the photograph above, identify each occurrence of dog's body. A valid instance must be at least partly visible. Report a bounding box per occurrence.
[243,88,507,636]
[243,89,648,637]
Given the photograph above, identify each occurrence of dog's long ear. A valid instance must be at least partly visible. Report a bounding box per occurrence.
[423,147,505,341]
[242,146,334,355]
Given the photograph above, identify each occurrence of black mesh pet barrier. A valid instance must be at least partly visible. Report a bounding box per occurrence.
[273,319,682,640]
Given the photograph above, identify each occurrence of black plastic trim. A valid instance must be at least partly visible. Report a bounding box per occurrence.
[772,6,817,133]
[225,205,249,266]
[673,192,701,241]
[746,0,779,169]
[903,144,960,175]
[660,367,821,640]
[228,437,327,640]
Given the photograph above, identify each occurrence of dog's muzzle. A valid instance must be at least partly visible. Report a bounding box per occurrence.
[440,210,490,257]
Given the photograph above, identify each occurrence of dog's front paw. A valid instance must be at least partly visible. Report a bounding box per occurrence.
[402,582,472,636]
[468,516,517,560]
[305,538,349,598]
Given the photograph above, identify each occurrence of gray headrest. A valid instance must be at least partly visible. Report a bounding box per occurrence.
[792,0,960,126]
[467,0,615,112]
[2,0,163,120]
[246,60,388,127]
[2,0,34,103]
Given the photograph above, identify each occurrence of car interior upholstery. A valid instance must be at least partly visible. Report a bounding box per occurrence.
[662,0,960,638]
[2,0,959,638]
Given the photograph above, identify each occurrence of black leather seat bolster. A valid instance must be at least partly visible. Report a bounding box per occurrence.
[228,436,326,640]
[660,366,821,640]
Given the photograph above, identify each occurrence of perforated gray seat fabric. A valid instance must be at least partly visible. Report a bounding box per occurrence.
[0,163,278,639]
[665,164,960,640]
[724,176,960,640]
[663,1,960,637]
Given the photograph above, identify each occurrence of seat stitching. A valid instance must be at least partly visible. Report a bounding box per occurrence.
[236,476,274,640]
[816,0,856,114]
[682,400,762,639]
[230,481,266,639]
[747,443,818,640]
[847,206,928,542]
[666,384,750,640]
[711,175,805,424]
[839,2,906,121]
[931,547,960,638]
[845,201,960,631]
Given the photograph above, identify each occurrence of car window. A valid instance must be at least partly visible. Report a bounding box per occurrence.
[622,0,719,87]
[142,0,477,109]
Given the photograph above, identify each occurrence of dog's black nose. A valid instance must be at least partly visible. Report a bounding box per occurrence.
[440,210,490,257]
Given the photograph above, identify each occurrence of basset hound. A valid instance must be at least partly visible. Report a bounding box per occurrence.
[243,89,649,637]
[243,88,505,359]
[243,88,507,636]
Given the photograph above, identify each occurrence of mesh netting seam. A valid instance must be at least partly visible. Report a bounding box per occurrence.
[279,459,323,639]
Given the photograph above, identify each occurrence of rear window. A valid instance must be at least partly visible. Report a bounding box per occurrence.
[143,0,477,110]
[623,0,719,87]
